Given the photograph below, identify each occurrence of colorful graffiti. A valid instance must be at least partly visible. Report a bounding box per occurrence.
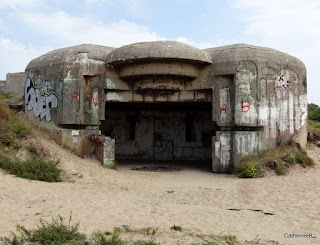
[25,77,58,122]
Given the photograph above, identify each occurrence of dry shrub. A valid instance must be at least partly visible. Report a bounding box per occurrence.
[241,144,299,167]
[0,102,11,120]
[239,142,314,177]
[308,120,320,143]
[0,102,30,147]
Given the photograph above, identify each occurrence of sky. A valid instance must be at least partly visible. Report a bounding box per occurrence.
[0,0,319,104]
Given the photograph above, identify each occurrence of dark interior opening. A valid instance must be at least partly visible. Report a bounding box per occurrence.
[185,112,195,142]
[127,114,136,141]
[101,102,214,168]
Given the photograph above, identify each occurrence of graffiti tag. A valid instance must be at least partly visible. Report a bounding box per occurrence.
[241,101,251,113]
[220,105,227,114]
[92,92,99,107]
[71,92,80,103]
[25,77,58,122]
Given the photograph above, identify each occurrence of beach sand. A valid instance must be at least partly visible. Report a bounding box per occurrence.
[0,133,319,244]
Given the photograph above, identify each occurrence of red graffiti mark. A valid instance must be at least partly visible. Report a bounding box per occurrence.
[241,101,251,112]
[161,142,169,153]
[92,92,99,107]
[71,92,80,102]
[220,105,227,114]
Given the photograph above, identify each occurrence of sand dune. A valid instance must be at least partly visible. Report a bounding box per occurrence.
[0,134,319,244]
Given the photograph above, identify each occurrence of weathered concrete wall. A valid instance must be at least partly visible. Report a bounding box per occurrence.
[27,116,97,157]
[207,44,307,172]
[6,72,25,96]
[0,80,6,92]
[24,44,114,156]
[213,131,262,172]
[25,45,114,126]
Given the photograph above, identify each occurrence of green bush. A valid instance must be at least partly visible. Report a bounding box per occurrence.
[275,160,288,176]
[30,216,86,245]
[1,215,88,245]
[238,162,261,178]
[308,119,320,129]
[0,156,62,182]
[308,103,320,121]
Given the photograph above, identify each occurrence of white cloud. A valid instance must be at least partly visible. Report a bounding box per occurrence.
[84,0,145,16]
[176,36,218,49]
[15,11,164,47]
[0,37,51,79]
[232,0,320,105]
[0,0,38,9]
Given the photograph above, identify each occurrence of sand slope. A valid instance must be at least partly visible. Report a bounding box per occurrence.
[0,134,319,244]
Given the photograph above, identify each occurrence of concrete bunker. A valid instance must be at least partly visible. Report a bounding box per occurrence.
[101,41,213,165]
[24,41,308,173]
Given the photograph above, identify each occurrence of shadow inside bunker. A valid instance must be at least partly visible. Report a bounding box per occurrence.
[116,160,212,173]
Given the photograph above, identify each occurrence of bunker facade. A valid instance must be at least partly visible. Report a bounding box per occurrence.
[25,41,307,173]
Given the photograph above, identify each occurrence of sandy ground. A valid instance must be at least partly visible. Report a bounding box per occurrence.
[0,133,319,245]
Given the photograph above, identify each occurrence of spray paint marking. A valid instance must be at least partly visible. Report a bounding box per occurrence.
[241,101,251,113]
[71,92,80,103]
[25,77,58,122]
[161,141,169,153]
[92,92,99,107]
[220,105,227,114]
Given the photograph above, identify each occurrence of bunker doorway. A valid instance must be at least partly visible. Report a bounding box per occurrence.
[101,102,213,165]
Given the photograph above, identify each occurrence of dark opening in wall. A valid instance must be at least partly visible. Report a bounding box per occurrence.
[102,102,213,162]
[202,132,211,147]
[127,114,136,141]
[186,112,195,142]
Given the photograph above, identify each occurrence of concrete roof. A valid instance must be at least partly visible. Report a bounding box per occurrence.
[27,44,115,69]
[106,41,212,65]
[204,43,306,75]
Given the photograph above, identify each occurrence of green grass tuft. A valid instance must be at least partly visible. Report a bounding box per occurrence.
[295,149,315,168]
[275,160,288,176]
[1,215,87,245]
[92,228,124,245]
[170,225,182,232]
[238,162,261,178]
[0,91,15,101]
[166,190,175,194]
[223,235,238,245]
[0,102,30,147]
[0,156,62,182]
[284,156,296,164]
[239,142,314,177]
